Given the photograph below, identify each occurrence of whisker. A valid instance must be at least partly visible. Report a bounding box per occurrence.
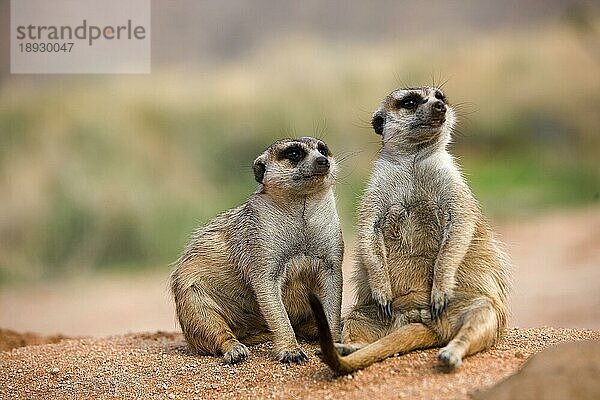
[312,118,329,141]
[438,77,450,90]
[395,74,411,90]
[336,151,363,165]
[352,116,374,130]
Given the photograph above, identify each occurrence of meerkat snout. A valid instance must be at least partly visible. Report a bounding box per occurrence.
[314,155,330,172]
[431,99,447,120]
[315,155,329,166]
[432,99,446,113]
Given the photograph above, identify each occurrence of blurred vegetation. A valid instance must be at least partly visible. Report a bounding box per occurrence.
[1,20,599,283]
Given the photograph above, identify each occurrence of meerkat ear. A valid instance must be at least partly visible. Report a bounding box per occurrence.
[371,109,385,135]
[253,158,266,183]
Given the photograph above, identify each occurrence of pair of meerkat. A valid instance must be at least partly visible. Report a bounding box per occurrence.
[310,86,511,374]
[170,137,344,364]
[171,86,510,372]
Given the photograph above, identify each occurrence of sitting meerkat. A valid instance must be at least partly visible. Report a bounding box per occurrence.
[310,86,510,374]
[171,137,344,364]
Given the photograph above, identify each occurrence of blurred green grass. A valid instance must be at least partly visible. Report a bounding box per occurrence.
[464,152,599,217]
[0,20,599,283]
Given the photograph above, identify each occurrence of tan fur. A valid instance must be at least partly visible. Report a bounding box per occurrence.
[171,137,344,364]
[312,87,510,374]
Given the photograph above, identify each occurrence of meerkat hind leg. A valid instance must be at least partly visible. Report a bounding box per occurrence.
[338,307,428,356]
[339,323,440,373]
[199,310,248,365]
[205,313,249,365]
[339,306,390,355]
[337,307,434,357]
[186,313,249,364]
[310,294,440,374]
[437,300,498,370]
[239,329,272,346]
[177,288,249,364]
[343,306,389,342]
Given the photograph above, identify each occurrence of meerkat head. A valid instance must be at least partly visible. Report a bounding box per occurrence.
[371,86,456,155]
[252,137,337,196]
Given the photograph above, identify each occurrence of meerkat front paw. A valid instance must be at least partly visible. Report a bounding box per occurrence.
[372,287,393,319]
[277,347,308,364]
[430,285,452,319]
[223,342,249,364]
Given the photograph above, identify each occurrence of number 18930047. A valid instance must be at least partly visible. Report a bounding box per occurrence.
[19,42,74,52]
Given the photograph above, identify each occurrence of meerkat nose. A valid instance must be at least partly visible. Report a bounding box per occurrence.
[432,100,447,114]
[315,156,330,168]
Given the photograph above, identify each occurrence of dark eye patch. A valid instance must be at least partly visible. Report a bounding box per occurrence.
[395,93,423,110]
[435,91,446,102]
[317,142,330,156]
[279,145,306,163]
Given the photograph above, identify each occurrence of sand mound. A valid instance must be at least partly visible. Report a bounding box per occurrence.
[0,328,68,352]
[1,327,598,399]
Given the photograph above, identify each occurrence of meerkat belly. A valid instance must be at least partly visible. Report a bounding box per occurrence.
[281,255,321,321]
[382,198,443,308]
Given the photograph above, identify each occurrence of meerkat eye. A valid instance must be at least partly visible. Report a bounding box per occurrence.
[317,143,330,156]
[282,146,306,163]
[395,94,422,110]
[435,91,446,102]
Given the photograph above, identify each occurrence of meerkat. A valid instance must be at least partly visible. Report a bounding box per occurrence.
[170,137,344,365]
[310,86,510,374]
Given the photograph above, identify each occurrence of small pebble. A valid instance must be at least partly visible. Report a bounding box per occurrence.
[514,351,524,359]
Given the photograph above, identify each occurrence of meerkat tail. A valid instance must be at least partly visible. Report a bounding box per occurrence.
[308,293,350,373]
[310,293,440,374]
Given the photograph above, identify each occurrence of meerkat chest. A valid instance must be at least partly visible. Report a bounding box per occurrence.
[281,205,340,286]
[377,168,451,258]
[299,197,341,257]
[385,191,446,255]
[303,200,339,237]
[262,194,340,271]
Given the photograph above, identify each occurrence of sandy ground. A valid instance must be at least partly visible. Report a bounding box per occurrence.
[1,327,598,400]
[1,207,599,336]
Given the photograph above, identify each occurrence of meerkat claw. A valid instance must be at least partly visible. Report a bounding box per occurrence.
[385,302,393,319]
[279,348,308,364]
[223,342,249,365]
[377,301,393,319]
[430,289,449,320]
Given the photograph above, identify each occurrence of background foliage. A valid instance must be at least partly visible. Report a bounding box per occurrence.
[1,2,598,282]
